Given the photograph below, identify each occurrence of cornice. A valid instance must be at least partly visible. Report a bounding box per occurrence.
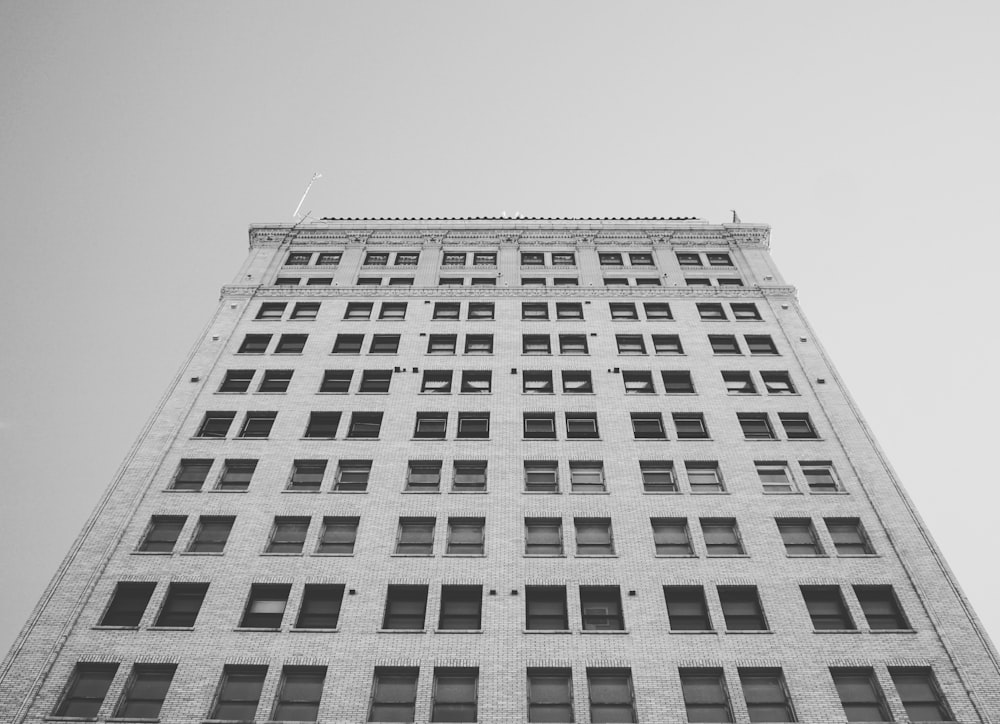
[221,284,796,299]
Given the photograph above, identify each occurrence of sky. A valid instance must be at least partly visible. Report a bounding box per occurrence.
[1,1,999,658]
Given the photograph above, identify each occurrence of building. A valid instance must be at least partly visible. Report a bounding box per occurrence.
[2,217,998,723]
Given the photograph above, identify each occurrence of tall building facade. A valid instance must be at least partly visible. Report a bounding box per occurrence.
[2,218,998,723]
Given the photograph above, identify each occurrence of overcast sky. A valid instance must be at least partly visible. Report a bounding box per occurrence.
[2,1,998,658]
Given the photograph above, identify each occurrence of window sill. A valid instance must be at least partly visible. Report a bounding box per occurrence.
[272,352,304,356]
[234,627,281,632]
[524,554,567,558]
[401,490,442,495]
[92,625,139,630]
[669,630,718,635]
[654,554,697,558]
[691,491,730,495]
[450,490,487,494]
[391,553,434,557]
[209,488,250,494]
[281,489,321,494]
[523,629,572,634]
[312,552,355,557]
[575,554,618,558]
[356,392,390,395]
[569,491,610,495]
[785,553,829,558]
[836,553,880,558]
[261,552,303,557]
[642,491,681,495]
[706,554,750,558]
[813,629,862,634]
[316,391,349,395]
[869,628,917,634]
[214,391,248,395]
[107,718,161,723]
[443,553,486,558]
[522,490,560,495]
[762,491,803,495]
[329,489,368,494]
[580,629,629,635]
[290,627,340,633]
[131,551,172,556]
[377,628,427,634]
[180,551,225,556]
[675,437,713,441]
[725,629,773,634]
[147,626,195,631]
[163,488,201,493]
[435,629,483,634]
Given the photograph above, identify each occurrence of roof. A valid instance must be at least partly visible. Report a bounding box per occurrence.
[318,216,703,222]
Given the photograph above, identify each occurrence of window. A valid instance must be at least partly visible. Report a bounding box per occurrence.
[686,462,724,492]
[652,334,684,354]
[114,664,176,719]
[652,518,692,555]
[369,335,399,354]
[802,586,854,630]
[286,251,312,265]
[701,518,744,555]
[421,371,453,394]
[138,516,185,552]
[460,370,491,393]
[396,517,435,554]
[266,517,309,554]
[291,302,320,320]
[560,370,592,393]
[522,277,546,287]
[524,413,556,439]
[259,369,293,393]
[525,586,568,630]
[100,582,155,626]
[609,302,638,320]
[433,302,460,320]
[348,411,382,438]
[289,460,326,491]
[240,583,291,628]
[797,462,839,493]
[473,252,496,266]
[467,302,494,320]
[739,669,795,723]
[210,666,267,721]
[274,334,309,354]
[196,413,234,439]
[431,668,478,723]
[154,582,208,627]
[332,334,364,354]
[566,412,598,438]
[707,252,732,266]
[723,371,756,394]
[344,302,373,320]
[731,302,761,320]
[443,252,467,266]
[855,585,909,630]
[677,252,702,266]
[686,277,711,286]
[570,461,605,493]
[522,251,545,266]
[580,586,625,631]
[523,334,551,355]
[407,460,442,491]
[317,517,358,554]
[673,413,709,439]
[604,277,628,286]
[414,413,448,439]
[640,460,676,492]
[389,277,414,287]
[779,413,818,439]
[465,334,493,354]
[664,586,712,630]
[447,518,485,554]
[188,516,234,553]
[172,459,212,490]
[719,586,767,630]
[317,371,351,395]
[316,252,341,265]
[613,335,644,356]
[710,335,741,355]
[556,302,584,319]
[272,667,325,722]
[239,411,276,438]
[392,252,419,266]
[304,411,340,438]
[575,518,614,555]
[457,412,489,438]
[359,370,392,393]
[643,302,671,320]
[555,277,579,286]
[365,252,388,266]
[453,460,487,492]
[661,370,695,394]
[830,669,890,722]
[622,370,655,394]
[239,334,271,354]
[587,669,636,723]
[439,586,482,630]
[524,461,558,492]
[761,371,795,394]
[334,460,370,491]
[382,585,427,630]
[888,668,954,722]
[523,371,553,394]
[698,303,727,321]
[470,273,495,284]
[379,302,407,320]
[777,518,822,555]
[746,335,778,355]
[826,518,873,554]
[630,252,654,266]
[428,334,457,355]
[739,413,776,440]
[256,302,286,320]
[558,334,588,355]
[680,669,733,723]
[54,663,119,718]
[631,412,666,439]
[525,518,562,555]
[220,369,254,392]
[522,303,549,320]
[598,252,623,267]
[527,669,573,723]
[369,668,418,723]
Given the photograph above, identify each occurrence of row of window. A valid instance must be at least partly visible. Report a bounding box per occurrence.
[138,513,874,559]
[236,331,781,357]
[282,274,748,287]
[167,458,846,495]
[97,581,910,636]
[217,368,797,396]
[254,300,763,323]
[284,249,736,269]
[56,659,954,722]
[193,409,819,442]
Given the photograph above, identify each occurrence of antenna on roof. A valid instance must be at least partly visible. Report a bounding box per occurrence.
[293,173,323,220]
[731,209,741,224]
